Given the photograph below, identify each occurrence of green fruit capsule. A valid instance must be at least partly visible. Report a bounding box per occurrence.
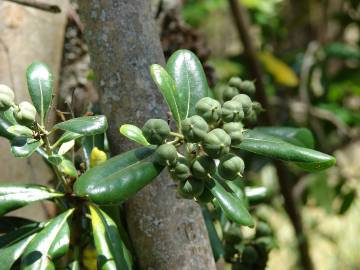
[0,84,15,111]
[142,118,170,145]
[239,80,256,94]
[222,86,239,102]
[228,77,242,89]
[256,221,272,237]
[251,101,263,114]
[195,97,222,124]
[191,155,215,180]
[154,143,178,166]
[232,94,252,117]
[221,100,244,123]
[177,178,204,199]
[218,153,245,180]
[169,157,191,181]
[223,122,244,145]
[181,115,209,143]
[203,128,231,158]
[13,101,36,126]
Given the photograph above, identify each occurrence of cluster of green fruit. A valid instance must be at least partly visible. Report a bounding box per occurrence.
[224,221,274,270]
[141,79,261,201]
[0,84,37,126]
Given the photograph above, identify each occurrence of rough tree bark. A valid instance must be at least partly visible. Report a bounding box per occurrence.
[0,0,69,220]
[78,1,217,269]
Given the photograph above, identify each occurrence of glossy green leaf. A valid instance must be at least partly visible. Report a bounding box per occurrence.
[21,209,74,270]
[7,125,33,137]
[74,146,154,200]
[75,160,163,205]
[54,131,83,147]
[119,124,149,146]
[89,205,133,270]
[166,49,210,119]
[0,216,36,234]
[0,184,63,216]
[53,115,108,136]
[48,219,70,259]
[254,127,315,149]
[150,64,182,126]
[0,233,36,270]
[233,130,336,171]
[48,154,63,166]
[58,159,78,178]
[0,222,43,248]
[26,62,53,125]
[0,107,17,125]
[0,117,14,140]
[225,180,249,209]
[206,177,254,227]
[202,206,224,261]
[245,187,270,205]
[11,137,42,158]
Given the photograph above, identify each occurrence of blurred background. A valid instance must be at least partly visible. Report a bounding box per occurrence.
[1,0,360,269]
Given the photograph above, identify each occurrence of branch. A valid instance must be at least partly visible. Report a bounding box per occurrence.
[3,0,61,13]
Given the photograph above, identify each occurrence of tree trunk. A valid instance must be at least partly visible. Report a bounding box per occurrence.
[78,1,216,269]
[0,0,69,220]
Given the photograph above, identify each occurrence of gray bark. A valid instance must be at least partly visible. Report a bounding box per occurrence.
[78,1,216,269]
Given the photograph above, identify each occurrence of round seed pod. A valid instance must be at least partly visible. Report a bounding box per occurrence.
[202,128,231,158]
[142,118,170,145]
[195,187,214,203]
[242,245,259,264]
[184,143,199,161]
[232,94,252,117]
[191,155,215,180]
[181,115,209,143]
[221,100,244,123]
[251,101,263,114]
[0,84,15,111]
[177,178,204,199]
[195,97,222,124]
[228,77,242,89]
[222,86,239,102]
[255,221,272,237]
[13,101,36,126]
[239,80,256,94]
[154,143,178,166]
[223,122,244,145]
[169,157,191,181]
[246,108,257,123]
[218,153,245,180]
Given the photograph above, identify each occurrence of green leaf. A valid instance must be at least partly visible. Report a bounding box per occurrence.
[150,64,182,126]
[26,62,53,125]
[75,161,162,205]
[233,130,336,171]
[21,209,74,270]
[206,177,254,227]
[0,184,63,216]
[0,107,17,125]
[245,187,270,205]
[53,115,108,136]
[0,117,14,140]
[58,159,78,178]
[0,216,36,234]
[89,205,133,270]
[254,127,315,149]
[0,233,36,270]
[7,125,33,137]
[119,124,149,146]
[0,222,43,248]
[54,131,83,147]
[48,154,63,166]
[11,137,42,158]
[202,206,224,261]
[48,219,70,259]
[166,49,210,119]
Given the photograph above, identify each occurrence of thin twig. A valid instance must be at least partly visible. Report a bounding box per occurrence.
[3,0,61,13]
